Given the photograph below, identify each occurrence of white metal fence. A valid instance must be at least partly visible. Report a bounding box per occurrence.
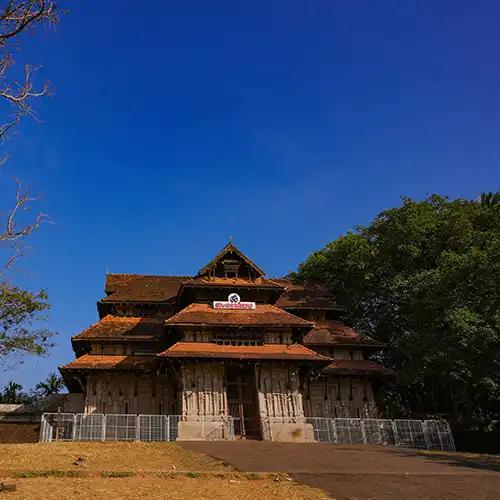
[39,413,235,443]
[40,413,455,451]
[263,416,455,451]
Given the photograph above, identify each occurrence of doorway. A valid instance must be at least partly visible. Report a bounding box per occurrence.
[226,365,261,439]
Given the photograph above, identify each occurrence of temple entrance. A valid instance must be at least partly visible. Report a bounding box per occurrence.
[226,365,261,439]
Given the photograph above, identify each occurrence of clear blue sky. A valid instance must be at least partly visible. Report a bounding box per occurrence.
[1,1,499,390]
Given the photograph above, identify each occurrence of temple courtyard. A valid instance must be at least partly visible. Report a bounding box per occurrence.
[0,442,498,499]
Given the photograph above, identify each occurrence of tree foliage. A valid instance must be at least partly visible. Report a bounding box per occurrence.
[0,372,64,403]
[296,194,500,428]
[0,282,54,362]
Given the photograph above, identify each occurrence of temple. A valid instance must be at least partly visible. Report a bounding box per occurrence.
[60,242,392,440]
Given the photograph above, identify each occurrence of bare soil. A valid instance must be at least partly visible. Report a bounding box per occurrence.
[0,442,326,499]
[181,441,500,499]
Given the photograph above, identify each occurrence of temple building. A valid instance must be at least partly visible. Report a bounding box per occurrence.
[60,242,392,440]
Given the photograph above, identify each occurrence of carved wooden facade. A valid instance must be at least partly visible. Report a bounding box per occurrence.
[60,242,392,440]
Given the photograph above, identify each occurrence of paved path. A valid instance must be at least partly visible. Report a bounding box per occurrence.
[181,442,500,499]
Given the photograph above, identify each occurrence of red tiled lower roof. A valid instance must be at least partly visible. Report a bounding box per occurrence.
[181,276,283,288]
[158,342,329,361]
[166,303,313,327]
[274,279,342,310]
[323,359,394,376]
[60,355,159,371]
[72,315,163,341]
[303,321,383,347]
[102,274,190,302]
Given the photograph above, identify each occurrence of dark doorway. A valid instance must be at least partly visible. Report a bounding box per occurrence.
[226,365,261,439]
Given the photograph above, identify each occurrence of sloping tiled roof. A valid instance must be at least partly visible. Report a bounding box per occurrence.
[159,342,329,361]
[102,274,190,302]
[323,359,394,376]
[303,320,383,347]
[181,276,283,288]
[274,279,343,310]
[60,355,159,371]
[165,303,314,327]
[72,315,163,341]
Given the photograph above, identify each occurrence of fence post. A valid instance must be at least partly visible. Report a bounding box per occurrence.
[135,415,140,442]
[331,418,338,443]
[422,421,432,450]
[360,419,367,444]
[102,414,107,442]
[166,416,170,442]
[72,414,77,442]
[391,420,400,446]
[39,415,46,443]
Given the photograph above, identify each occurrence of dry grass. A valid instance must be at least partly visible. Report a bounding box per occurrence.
[0,442,226,473]
[2,476,327,500]
[0,443,328,499]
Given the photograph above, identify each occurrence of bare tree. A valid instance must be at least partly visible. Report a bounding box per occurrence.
[0,1,62,365]
[0,1,61,271]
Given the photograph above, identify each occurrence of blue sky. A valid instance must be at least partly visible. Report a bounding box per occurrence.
[1,1,499,390]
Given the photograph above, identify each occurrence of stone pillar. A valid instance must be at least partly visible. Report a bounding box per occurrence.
[177,363,228,440]
[255,363,312,442]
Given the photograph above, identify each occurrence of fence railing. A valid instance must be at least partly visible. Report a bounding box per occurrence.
[39,413,235,443]
[39,413,455,451]
[262,416,455,451]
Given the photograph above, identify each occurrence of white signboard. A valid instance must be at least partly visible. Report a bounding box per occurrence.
[213,293,256,310]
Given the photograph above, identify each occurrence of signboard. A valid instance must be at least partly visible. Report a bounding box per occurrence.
[213,293,256,310]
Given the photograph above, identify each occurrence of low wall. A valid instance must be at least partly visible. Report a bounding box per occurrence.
[0,422,40,443]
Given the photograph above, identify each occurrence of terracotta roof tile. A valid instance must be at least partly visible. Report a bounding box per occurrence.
[323,359,394,376]
[275,279,343,310]
[303,320,383,347]
[165,303,314,327]
[60,354,159,371]
[72,315,163,341]
[181,276,283,288]
[159,342,329,361]
[102,274,189,302]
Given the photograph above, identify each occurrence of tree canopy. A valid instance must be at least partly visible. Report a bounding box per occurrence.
[296,194,500,428]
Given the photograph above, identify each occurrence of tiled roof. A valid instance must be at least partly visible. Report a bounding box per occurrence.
[303,320,383,347]
[323,359,394,376]
[165,303,314,327]
[158,342,329,361]
[72,315,163,341]
[102,274,190,302]
[274,279,343,310]
[181,276,283,288]
[60,355,159,371]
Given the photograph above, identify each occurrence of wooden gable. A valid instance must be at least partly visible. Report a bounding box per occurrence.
[197,242,265,279]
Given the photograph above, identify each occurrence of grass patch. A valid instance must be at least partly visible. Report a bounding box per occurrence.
[185,471,203,478]
[14,470,83,478]
[244,472,262,480]
[100,471,136,478]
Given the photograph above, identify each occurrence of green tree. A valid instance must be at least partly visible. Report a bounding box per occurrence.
[0,283,54,362]
[34,372,64,397]
[296,194,500,428]
[0,380,31,404]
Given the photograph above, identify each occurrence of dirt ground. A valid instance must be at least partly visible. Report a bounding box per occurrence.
[0,442,227,473]
[0,442,326,499]
[181,442,500,500]
[0,476,326,500]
